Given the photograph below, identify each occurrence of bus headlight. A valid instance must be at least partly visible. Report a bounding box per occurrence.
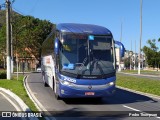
[60,80,74,86]
[109,81,115,86]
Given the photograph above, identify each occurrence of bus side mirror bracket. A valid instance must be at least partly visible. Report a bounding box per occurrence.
[54,38,59,54]
[115,40,125,58]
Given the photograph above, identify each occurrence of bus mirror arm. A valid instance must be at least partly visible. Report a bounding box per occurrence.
[115,40,125,58]
[55,38,59,54]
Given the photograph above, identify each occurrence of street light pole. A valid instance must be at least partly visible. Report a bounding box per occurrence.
[134,40,136,70]
[118,20,123,72]
[138,0,143,75]
[130,40,132,70]
[6,0,11,79]
[10,2,13,73]
[120,20,123,43]
[11,23,13,73]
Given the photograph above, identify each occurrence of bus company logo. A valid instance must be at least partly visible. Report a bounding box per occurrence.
[63,77,76,83]
[88,85,92,89]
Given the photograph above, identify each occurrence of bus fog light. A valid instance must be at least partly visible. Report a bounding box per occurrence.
[61,89,64,94]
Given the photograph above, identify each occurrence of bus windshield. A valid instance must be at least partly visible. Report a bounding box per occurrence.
[59,33,115,78]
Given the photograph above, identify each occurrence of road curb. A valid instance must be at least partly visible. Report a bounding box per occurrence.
[23,76,45,112]
[24,75,56,120]
[117,86,160,100]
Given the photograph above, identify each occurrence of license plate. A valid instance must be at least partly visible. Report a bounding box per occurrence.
[85,92,95,95]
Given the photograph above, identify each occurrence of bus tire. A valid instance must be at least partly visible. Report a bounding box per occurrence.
[44,81,48,87]
[55,93,60,100]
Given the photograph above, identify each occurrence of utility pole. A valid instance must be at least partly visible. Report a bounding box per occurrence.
[134,40,136,70]
[10,2,13,73]
[138,0,143,75]
[120,20,123,42]
[6,0,11,79]
[11,23,13,73]
[130,40,132,70]
[118,20,123,72]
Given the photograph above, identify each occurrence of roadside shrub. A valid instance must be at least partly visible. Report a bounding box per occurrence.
[0,71,6,79]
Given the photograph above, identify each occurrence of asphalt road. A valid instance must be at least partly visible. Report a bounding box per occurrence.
[0,93,17,111]
[26,73,160,120]
[0,92,23,120]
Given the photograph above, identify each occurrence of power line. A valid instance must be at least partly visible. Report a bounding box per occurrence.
[12,7,26,16]
[28,0,39,14]
[0,0,14,10]
[0,2,5,10]
[6,0,26,16]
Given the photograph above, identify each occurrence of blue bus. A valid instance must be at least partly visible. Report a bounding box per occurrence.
[41,23,119,99]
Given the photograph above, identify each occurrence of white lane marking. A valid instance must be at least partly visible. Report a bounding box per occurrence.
[123,105,160,119]
[25,75,57,120]
[123,105,140,112]
[0,92,21,111]
[25,75,48,111]
[0,92,27,120]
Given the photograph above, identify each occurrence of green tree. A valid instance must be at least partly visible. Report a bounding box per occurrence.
[124,57,130,69]
[12,15,54,61]
[0,10,54,68]
[142,39,160,68]
[0,25,6,66]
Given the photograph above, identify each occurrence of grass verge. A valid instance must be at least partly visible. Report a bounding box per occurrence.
[116,74,160,96]
[0,75,38,112]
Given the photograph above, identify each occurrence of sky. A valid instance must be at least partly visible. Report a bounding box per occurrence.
[1,0,160,52]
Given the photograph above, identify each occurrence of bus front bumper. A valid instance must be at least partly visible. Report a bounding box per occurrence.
[58,84,116,98]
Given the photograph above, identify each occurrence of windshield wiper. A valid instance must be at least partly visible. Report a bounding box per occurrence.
[90,59,105,78]
[96,60,105,78]
[76,58,87,79]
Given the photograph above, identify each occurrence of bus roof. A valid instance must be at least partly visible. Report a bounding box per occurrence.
[56,23,112,35]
